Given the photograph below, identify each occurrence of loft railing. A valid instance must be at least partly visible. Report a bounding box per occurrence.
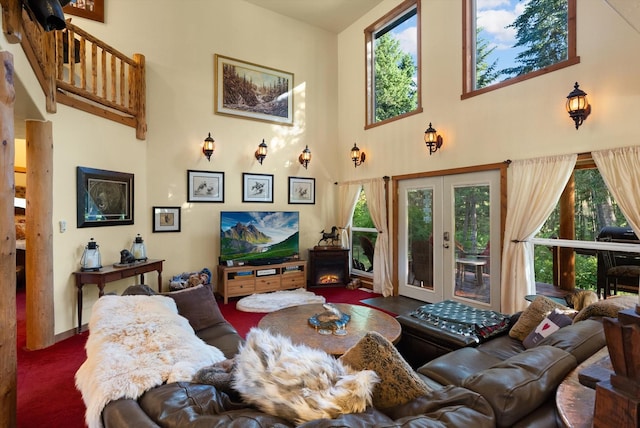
[18,9,146,139]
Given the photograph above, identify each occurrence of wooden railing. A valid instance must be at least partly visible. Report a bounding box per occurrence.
[18,10,146,139]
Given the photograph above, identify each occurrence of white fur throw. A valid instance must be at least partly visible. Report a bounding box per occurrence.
[75,295,225,428]
[236,287,326,313]
[233,328,379,424]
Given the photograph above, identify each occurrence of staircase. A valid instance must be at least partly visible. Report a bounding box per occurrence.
[2,4,146,139]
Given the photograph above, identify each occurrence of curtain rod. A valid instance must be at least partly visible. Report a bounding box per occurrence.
[334,176,390,186]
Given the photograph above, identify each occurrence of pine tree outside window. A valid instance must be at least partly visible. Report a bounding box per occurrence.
[365,0,422,128]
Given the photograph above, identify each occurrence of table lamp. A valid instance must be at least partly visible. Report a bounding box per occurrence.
[80,238,102,271]
[131,234,148,261]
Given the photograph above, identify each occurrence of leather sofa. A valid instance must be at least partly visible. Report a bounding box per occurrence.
[99,286,606,427]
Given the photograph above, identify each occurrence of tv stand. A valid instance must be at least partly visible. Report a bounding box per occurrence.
[217,260,307,304]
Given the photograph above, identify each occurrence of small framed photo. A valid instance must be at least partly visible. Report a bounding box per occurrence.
[288,177,315,204]
[63,0,105,23]
[187,170,224,202]
[243,173,273,203]
[153,207,181,233]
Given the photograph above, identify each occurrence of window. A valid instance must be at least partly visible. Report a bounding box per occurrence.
[351,188,377,274]
[534,160,630,291]
[463,0,578,98]
[365,0,422,128]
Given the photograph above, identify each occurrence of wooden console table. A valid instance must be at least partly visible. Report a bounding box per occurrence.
[73,258,164,333]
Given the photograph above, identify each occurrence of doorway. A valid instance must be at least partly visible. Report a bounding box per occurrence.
[396,169,503,311]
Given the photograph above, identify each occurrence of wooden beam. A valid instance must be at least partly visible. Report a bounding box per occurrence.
[1,0,23,43]
[25,120,55,350]
[0,49,17,428]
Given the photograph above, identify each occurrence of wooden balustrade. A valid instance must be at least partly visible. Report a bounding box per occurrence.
[16,9,146,139]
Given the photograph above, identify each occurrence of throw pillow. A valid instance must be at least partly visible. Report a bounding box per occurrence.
[122,284,158,296]
[573,295,637,323]
[164,284,225,332]
[522,308,573,348]
[233,328,379,424]
[509,295,572,342]
[339,331,432,409]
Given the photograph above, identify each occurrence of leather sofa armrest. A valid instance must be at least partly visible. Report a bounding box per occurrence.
[196,322,244,359]
[462,345,577,428]
[102,398,161,428]
[417,347,502,386]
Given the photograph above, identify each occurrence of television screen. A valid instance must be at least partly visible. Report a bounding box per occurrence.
[220,211,299,264]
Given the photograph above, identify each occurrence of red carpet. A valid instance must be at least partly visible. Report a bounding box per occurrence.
[16,286,382,427]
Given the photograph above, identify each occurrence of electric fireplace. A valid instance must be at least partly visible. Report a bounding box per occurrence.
[308,248,350,287]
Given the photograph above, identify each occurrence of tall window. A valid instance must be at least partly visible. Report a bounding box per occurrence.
[463,0,578,98]
[351,188,377,274]
[365,0,421,128]
[534,163,629,290]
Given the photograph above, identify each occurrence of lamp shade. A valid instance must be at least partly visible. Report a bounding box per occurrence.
[203,133,215,161]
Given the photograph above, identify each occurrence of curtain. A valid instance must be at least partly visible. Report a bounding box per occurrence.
[363,179,393,296]
[501,154,577,313]
[337,183,361,250]
[592,146,640,237]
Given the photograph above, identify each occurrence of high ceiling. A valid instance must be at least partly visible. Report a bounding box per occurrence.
[242,0,384,33]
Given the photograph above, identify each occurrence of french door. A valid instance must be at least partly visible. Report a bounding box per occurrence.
[397,170,502,311]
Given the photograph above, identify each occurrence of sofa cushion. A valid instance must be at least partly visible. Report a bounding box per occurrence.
[572,295,637,322]
[475,334,525,360]
[462,345,577,428]
[509,295,572,341]
[195,322,243,359]
[522,308,573,349]
[535,318,604,364]
[417,347,502,386]
[339,331,432,409]
[164,284,225,332]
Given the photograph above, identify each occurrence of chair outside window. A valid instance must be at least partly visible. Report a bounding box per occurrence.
[598,249,640,299]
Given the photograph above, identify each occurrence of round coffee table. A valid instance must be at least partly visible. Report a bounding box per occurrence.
[258,303,401,356]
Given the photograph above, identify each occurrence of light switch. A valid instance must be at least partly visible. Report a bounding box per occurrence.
[59,220,66,233]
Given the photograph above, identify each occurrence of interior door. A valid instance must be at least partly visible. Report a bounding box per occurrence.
[398,170,502,311]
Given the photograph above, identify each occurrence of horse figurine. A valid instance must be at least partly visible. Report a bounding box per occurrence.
[318,226,340,246]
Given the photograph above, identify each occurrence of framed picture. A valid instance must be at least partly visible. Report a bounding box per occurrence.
[76,166,134,228]
[187,170,224,202]
[214,54,294,126]
[288,177,315,204]
[153,206,181,233]
[63,0,105,23]
[243,173,274,203]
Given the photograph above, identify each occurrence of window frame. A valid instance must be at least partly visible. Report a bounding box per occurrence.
[365,0,423,129]
[462,0,579,100]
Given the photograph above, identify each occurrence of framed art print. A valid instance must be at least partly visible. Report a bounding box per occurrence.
[153,206,181,232]
[64,0,105,22]
[76,166,134,227]
[242,173,273,203]
[214,54,294,126]
[288,176,315,204]
[187,170,224,202]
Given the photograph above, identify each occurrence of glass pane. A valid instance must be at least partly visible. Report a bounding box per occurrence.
[352,231,376,272]
[407,188,434,289]
[453,184,490,303]
[474,0,568,90]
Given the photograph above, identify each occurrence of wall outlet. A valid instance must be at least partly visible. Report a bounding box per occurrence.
[59,220,66,233]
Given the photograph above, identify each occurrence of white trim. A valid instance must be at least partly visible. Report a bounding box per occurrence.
[531,237,640,253]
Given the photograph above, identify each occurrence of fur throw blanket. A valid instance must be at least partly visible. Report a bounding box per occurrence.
[233,328,379,424]
[75,295,225,428]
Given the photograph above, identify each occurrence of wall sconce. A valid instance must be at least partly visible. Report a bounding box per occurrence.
[299,145,311,169]
[255,139,268,164]
[566,82,591,130]
[350,143,366,167]
[202,132,215,161]
[424,123,443,155]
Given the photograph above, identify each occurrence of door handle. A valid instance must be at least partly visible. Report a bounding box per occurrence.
[443,232,450,248]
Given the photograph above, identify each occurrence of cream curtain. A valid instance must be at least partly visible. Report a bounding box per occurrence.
[337,183,361,250]
[592,146,640,237]
[501,154,577,313]
[363,179,393,296]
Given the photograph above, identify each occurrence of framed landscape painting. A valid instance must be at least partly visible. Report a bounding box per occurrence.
[76,166,133,227]
[64,0,105,22]
[288,177,315,204]
[214,54,294,126]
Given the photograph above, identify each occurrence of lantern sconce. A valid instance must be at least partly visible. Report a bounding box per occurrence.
[350,143,366,167]
[202,132,215,161]
[299,145,311,169]
[255,139,268,165]
[424,123,443,155]
[566,82,591,130]
[80,238,102,271]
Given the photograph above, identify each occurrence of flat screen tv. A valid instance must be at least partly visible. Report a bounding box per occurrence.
[220,211,299,265]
